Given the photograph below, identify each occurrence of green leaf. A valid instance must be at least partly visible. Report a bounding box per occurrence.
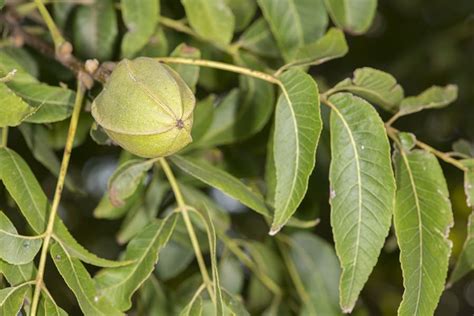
[138,27,169,57]
[19,124,78,192]
[198,53,275,146]
[90,122,112,145]
[179,183,231,232]
[0,212,42,265]
[328,92,395,312]
[270,69,322,234]
[452,139,474,157]
[191,95,215,142]
[121,0,160,58]
[170,44,201,92]
[288,232,341,316]
[238,18,280,58]
[323,0,377,34]
[0,260,35,285]
[393,149,453,316]
[447,160,474,285]
[181,0,235,45]
[95,214,178,311]
[156,240,195,280]
[283,28,348,71]
[462,159,474,207]
[0,49,38,84]
[0,148,127,268]
[245,241,283,310]
[108,159,154,207]
[0,82,35,127]
[7,82,76,123]
[180,296,203,316]
[73,0,118,60]
[0,283,30,315]
[448,211,474,286]
[222,289,250,315]
[189,205,224,315]
[137,276,168,316]
[50,242,124,316]
[225,0,257,32]
[53,2,76,30]
[331,67,404,112]
[117,177,170,244]
[258,0,328,61]
[196,89,239,146]
[37,292,68,316]
[219,255,244,295]
[398,85,458,117]
[170,155,270,218]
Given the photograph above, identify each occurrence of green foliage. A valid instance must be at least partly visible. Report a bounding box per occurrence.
[393,149,453,316]
[0,1,472,315]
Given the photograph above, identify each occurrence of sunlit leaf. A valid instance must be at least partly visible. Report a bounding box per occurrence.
[51,242,123,315]
[270,69,321,234]
[0,49,38,84]
[0,283,30,315]
[37,292,67,316]
[121,0,160,58]
[462,159,474,208]
[170,155,270,218]
[73,0,118,60]
[19,124,78,192]
[0,212,42,265]
[181,0,235,45]
[95,214,178,311]
[258,0,328,61]
[0,82,34,127]
[281,28,348,72]
[170,44,201,92]
[7,82,75,123]
[398,85,458,117]
[323,0,377,34]
[0,148,127,268]
[393,149,453,316]
[331,67,404,112]
[328,92,395,312]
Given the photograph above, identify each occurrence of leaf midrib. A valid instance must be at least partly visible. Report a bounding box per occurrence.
[331,104,362,305]
[399,150,423,315]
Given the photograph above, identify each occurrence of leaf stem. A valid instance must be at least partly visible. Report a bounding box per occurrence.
[321,95,467,172]
[154,57,281,85]
[1,127,8,148]
[33,0,66,52]
[30,80,85,316]
[158,157,215,302]
[385,125,467,171]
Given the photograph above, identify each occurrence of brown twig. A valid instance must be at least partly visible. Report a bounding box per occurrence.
[2,9,110,85]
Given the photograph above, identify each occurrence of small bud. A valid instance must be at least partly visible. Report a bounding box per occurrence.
[91,57,196,158]
[85,59,99,74]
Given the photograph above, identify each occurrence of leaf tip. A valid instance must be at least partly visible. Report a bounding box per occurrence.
[341,305,355,314]
[269,225,282,236]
